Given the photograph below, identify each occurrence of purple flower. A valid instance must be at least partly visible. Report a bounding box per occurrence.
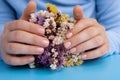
[28,5,81,70]
[37,16,45,25]
[35,43,67,69]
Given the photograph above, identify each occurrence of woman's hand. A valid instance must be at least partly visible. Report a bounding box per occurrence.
[64,5,109,60]
[1,1,49,65]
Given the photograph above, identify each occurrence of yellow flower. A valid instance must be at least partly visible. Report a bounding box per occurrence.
[74,59,83,66]
[46,3,69,23]
[63,57,74,67]
[60,14,69,22]
[56,14,69,23]
[46,3,57,18]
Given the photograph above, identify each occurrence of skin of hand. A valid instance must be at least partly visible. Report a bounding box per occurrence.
[64,5,109,60]
[0,0,49,66]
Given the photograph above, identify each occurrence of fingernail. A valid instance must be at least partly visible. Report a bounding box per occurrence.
[28,57,34,62]
[66,32,73,38]
[70,48,76,53]
[43,40,49,46]
[38,28,45,34]
[37,48,44,54]
[64,42,71,49]
[81,54,87,59]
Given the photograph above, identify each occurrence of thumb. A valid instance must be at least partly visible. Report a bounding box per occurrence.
[20,0,36,20]
[73,5,84,21]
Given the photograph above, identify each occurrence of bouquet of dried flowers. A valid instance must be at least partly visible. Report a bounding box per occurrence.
[29,3,83,70]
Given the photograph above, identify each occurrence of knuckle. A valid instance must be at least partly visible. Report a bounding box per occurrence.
[91,18,97,23]
[86,27,98,36]
[94,36,104,46]
[7,43,15,53]
[18,20,25,24]
[100,26,105,31]
[13,31,21,41]
[1,33,5,42]
[85,18,97,25]
[3,59,9,65]
[15,20,25,28]
[89,18,97,25]
[9,58,15,65]
[15,20,21,29]
[6,21,16,30]
[1,54,8,64]
[4,22,10,29]
[4,22,13,31]
[79,45,86,52]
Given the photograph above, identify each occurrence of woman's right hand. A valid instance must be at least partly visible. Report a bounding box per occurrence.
[0,0,49,66]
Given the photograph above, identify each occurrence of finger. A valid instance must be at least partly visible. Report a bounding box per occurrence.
[70,35,105,54]
[2,52,35,66]
[73,5,84,21]
[81,43,109,60]
[66,18,98,38]
[7,20,45,35]
[20,0,36,20]
[5,42,44,55]
[64,26,100,49]
[7,30,49,47]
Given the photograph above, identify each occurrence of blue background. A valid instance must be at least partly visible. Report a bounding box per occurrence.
[0,54,120,80]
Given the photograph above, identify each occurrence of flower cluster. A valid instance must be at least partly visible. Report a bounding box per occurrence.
[29,3,83,70]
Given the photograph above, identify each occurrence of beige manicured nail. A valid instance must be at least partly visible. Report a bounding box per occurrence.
[28,57,34,62]
[81,54,87,59]
[37,48,44,54]
[38,28,45,34]
[43,40,49,46]
[66,32,73,38]
[64,42,71,49]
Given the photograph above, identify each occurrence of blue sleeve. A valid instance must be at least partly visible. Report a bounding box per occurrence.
[0,0,16,60]
[96,0,120,55]
[0,0,16,35]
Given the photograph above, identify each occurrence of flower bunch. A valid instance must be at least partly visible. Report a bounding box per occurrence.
[29,3,83,70]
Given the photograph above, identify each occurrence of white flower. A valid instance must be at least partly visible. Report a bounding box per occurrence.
[52,21,56,27]
[37,10,44,14]
[43,19,50,28]
[51,48,58,57]
[49,17,56,28]
[53,52,58,57]
[29,62,36,68]
[50,64,57,70]
[30,13,36,19]
[68,23,74,29]
[46,29,52,34]
[29,13,37,22]
[61,22,74,30]
[51,48,56,53]
[53,59,58,64]
[72,55,79,62]
[37,10,47,16]
[53,36,64,45]
[43,17,56,28]
[48,35,55,40]
[45,12,54,18]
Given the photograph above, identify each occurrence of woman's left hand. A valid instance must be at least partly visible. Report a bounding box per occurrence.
[64,5,109,60]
